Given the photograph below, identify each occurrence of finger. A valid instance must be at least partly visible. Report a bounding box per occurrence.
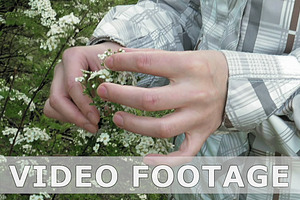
[144,132,208,166]
[122,48,163,53]
[62,46,100,72]
[61,49,101,124]
[66,81,100,125]
[49,94,98,133]
[105,51,187,78]
[60,62,100,125]
[98,83,188,111]
[50,65,98,133]
[143,155,195,167]
[43,99,70,123]
[112,109,201,138]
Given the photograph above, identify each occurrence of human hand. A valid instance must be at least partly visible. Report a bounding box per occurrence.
[43,42,122,133]
[97,49,228,163]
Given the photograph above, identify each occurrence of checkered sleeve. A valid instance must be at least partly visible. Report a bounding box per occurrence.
[88,0,202,51]
[222,49,300,131]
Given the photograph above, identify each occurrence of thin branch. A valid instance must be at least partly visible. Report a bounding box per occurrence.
[8,44,65,156]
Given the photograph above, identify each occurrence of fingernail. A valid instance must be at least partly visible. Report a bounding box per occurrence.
[87,112,99,125]
[84,123,98,133]
[113,114,124,127]
[98,85,108,99]
[105,56,113,68]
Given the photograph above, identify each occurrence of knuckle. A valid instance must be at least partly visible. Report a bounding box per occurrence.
[68,111,84,127]
[186,61,198,72]
[43,102,52,118]
[109,54,119,70]
[185,59,203,73]
[48,95,60,109]
[141,92,159,111]
[185,58,209,75]
[190,87,218,104]
[157,120,173,138]
[202,88,218,104]
[66,77,77,93]
[54,62,63,74]
[74,120,84,128]
[136,53,151,71]
[62,47,81,61]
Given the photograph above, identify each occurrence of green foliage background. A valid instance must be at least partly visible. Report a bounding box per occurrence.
[0,0,167,199]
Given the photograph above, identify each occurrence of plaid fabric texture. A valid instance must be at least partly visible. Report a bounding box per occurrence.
[90,0,300,199]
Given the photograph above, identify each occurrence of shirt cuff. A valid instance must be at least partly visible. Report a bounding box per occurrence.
[222,50,300,131]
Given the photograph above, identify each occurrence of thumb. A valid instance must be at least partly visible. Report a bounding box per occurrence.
[143,131,208,166]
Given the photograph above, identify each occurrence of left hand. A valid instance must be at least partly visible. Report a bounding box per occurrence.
[97,49,228,164]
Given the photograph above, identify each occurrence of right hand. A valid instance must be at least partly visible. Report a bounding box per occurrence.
[43,42,122,133]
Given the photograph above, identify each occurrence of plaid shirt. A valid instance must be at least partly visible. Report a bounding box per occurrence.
[89,0,300,199]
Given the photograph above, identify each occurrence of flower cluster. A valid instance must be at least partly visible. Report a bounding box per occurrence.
[29,193,50,200]
[24,0,81,51]
[75,128,94,145]
[29,195,44,200]
[0,83,36,112]
[27,0,56,27]
[2,126,50,153]
[41,12,80,51]
[75,49,174,156]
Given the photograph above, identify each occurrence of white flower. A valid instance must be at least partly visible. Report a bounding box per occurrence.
[25,131,35,143]
[0,95,4,101]
[0,194,7,200]
[24,10,39,18]
[39,192,50,199]
[58,12,80,26]
[29,194,44,200]
[75,77,85,83]
[98,53,107,60]
[47,24,63,36]
[88,69,113,82]
[68,38,76,46]
[97,132,110,145]
[93,143,100,153]
[0,86,36,111]
[24,127,51,142]
[22,144,33,153]
[0,15,6,24]
[76,36,89,44]
[137,194,147,200]
[77,129,93,138]
[40,36,59,51]
[2,127,18,136]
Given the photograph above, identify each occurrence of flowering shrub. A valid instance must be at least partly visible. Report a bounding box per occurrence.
[0,0,165,199]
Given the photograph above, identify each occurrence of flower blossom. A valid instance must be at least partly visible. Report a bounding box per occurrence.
[29,194,44,200]
[97,132,110,146]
